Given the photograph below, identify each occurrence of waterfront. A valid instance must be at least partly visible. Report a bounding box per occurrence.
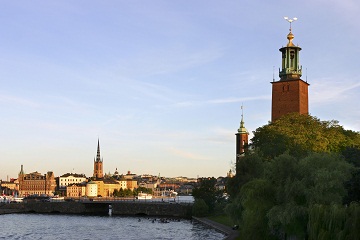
[0,214,225,240]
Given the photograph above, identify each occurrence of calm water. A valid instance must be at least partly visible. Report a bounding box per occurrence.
[0,214,225,240]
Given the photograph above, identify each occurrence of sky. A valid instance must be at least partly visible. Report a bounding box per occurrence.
[1,0,359,180]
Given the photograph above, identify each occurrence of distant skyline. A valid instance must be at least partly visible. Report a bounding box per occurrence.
[1,1,359,180]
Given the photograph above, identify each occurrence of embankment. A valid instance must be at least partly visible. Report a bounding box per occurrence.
[0,201,192,218]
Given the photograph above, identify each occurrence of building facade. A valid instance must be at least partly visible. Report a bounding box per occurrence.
[18,165,56,197]
[66,183,86,198]
[271,22,309,121]
[59,173,87,189]
[86,181,98,197]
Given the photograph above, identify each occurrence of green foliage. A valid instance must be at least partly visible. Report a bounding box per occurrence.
[342,147,360,204]
[192,198,209,217]
[251,113,360,159]
[113,188,133,197]
[133,187,152,196]
[227,152,354,239]
[226,114,360,238]
[239,179,276,240]
[308,203,360,240]
[192,177,223,213]
[227,152,264,199]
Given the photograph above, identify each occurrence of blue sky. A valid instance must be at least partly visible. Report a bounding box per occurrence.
[1,1,359,180]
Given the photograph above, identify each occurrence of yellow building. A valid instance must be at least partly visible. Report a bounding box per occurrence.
[66,184,86,198]
[93,179,122,197]
[126,179,138,191]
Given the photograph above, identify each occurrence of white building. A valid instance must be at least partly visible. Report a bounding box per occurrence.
[86,181,98,197]
[59,173,87,189]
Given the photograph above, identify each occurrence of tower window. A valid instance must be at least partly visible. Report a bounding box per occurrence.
[290,51,295,59]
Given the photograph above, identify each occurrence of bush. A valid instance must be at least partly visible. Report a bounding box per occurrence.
[192,198,209,217]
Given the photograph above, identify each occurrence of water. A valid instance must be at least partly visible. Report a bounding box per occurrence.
[0,214,225,240]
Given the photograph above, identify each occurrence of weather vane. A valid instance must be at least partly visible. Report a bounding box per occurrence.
[284,16,297,32]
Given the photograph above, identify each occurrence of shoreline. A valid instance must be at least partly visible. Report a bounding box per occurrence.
[192,216,239,240]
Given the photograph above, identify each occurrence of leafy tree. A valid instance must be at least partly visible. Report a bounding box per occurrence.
[251,113,360,159]
[192,198,209,217]
[342,147,360,204]
[192,177,223,213]
[227,152,264,199]
[238,179,276,240]
[308,203,360,240]
[133,187,152,196]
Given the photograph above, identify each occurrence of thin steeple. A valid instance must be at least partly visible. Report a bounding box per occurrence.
[238,105,248,134]
[96,138,102,163]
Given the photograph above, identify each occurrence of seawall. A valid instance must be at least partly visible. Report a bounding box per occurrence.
[0,201,192,218]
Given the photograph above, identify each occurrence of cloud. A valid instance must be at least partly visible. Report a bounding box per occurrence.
[311,78,360,105]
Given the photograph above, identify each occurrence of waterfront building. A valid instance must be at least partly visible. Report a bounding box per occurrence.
[271,19,309,121]
[126,179,138,191]
[66,183,86,198]
[0,179,19,196]
[117,178,127,190]
[85,181,98,197]
[59,173,87,189]
[92,179,123,197]
[1,179,18,191]
[18,165,56,197]
[93,139,104,179]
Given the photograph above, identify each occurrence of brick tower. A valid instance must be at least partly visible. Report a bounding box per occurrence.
[271,18,309,122]
[235,106,249,166]
[93,139,104,179]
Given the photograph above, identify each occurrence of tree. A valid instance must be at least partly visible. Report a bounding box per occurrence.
[238,179,276,240]
[251,113,360,159]
[227,152,264,199]
[342,147,360,204]
[192,199,209,217]
[192,177,223,213]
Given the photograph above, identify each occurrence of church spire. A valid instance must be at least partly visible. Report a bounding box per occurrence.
[96,138,102,163]
[93,138,104,179]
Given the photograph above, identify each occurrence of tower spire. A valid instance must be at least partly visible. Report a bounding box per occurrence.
[93,138,104,179]
[96,138,101,162]
[238,104,248,134]
[279,17,302,81]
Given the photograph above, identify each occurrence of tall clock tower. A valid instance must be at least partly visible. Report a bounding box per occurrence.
[271,18,309,122]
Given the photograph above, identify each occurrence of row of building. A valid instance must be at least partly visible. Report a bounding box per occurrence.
[1,139,220,198]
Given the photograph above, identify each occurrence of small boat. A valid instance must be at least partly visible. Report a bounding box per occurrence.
[137,192,152,200]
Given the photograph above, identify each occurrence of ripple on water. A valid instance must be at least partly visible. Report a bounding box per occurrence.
[0,214,225,240]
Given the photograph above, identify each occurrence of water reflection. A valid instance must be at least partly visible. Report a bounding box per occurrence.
[0,214,224,240]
